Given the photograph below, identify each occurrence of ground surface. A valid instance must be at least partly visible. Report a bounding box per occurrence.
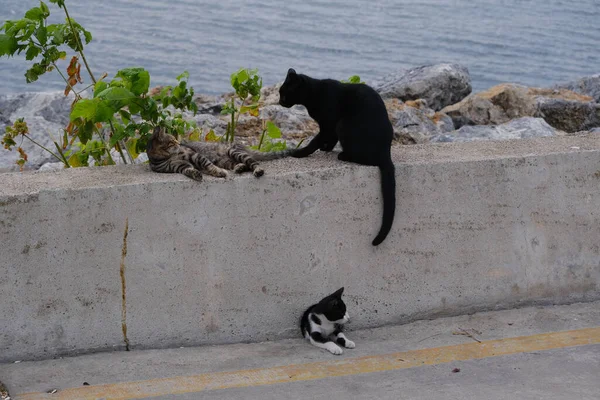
[1,301,599,399]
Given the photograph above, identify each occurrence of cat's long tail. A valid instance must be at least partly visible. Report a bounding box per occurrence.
[372,159,396,246]
[242,146,296,161]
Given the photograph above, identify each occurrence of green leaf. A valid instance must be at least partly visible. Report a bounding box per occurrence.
[204,129,219,142]
[240,104,259,117]
[93,81,108,97]
[24,62,46,83]
[95,86,136,110]
[125,138,139,159]
[176,71,189,81]
[108,123,126,147]
[70,98,114,122]
[188,129,201,142]
[68,152,84,167]
[25,45,41,60]
[25,7,44,21]
[77,121,94,144]
[40,1,50,15]
[49,0,65,8]
[231,68,249,86]
[119,110,131,124]
[35,26,47,45]
[0,34,19,57]
[266,121,281,139]
[115,67,150,96]
[83,29,92,44]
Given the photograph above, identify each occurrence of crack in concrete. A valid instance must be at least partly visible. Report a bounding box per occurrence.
[120,218,130,351]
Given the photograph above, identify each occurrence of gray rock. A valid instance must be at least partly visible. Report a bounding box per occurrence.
[536,97,600,133]
[555,74,600,103]
[385,99,454,144]
[0,117,65,172]
[186,113,228,136]
[442,84,599,132]
[38,162,67,171]
[0,111,9,126]
[431,117,557,143]
[195,101,224,115]
[591,127,600,134]
[0,91,74,125]
[260,105,318,136]
[373,64,472,111]
[261,83,282,106]
[0,92,72,171]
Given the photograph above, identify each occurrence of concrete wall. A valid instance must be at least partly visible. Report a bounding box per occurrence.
[1,136,600,362]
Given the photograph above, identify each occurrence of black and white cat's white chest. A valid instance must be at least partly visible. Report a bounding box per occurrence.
[305,312,345,338]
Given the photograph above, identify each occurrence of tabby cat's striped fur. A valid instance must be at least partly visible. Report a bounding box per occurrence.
[146,126,293,181]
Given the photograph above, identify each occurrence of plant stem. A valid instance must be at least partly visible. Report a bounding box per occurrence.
[229,98,236,143]
[62,4,96,83]
[257,128,266,151]
[63,4,129,164]
[51,61,79,98]
[22,135,64,164]
[233,96,247,143]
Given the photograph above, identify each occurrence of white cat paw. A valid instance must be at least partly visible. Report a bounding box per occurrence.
[344,340,356,349]
[325,342,343,355]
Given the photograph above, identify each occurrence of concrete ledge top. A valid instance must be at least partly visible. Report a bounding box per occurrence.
[1,135,599,197]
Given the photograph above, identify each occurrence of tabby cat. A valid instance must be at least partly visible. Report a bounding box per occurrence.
[279,68,396,246]
[146,126,293,181]
[300,287,355,355]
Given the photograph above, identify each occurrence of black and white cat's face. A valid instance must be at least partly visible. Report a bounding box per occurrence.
[314,287,349,324]
[279,68,308,108]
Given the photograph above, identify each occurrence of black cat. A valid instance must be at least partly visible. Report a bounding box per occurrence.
[279,69,396,246]
[300,287,354,355]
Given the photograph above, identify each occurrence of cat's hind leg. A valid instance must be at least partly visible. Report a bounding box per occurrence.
[227,147,264,177]
[190,153,229,178]
[309,332,343,355]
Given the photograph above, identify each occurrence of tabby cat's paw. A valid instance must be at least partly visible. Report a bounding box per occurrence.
[187,169,203,182]
[233,164,247,173]
[344,340,356,349]
[325,342,343,355]
[253,168,265,178]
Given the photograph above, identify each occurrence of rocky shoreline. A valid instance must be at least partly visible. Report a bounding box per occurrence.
[1,64,599,172]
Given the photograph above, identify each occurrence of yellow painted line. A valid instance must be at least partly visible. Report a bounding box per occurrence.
[17,327,600,400]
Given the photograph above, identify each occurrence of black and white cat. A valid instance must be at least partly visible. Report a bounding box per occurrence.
[300,287,355,355]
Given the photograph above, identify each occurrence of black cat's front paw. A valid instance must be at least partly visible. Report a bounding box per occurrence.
[337,152,350,162]
[320,142,336,152]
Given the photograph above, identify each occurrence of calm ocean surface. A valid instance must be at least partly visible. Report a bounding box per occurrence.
[1,0,599,95]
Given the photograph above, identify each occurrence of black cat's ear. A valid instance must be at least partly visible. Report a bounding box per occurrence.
[287,68,297,76]
[333,287,344,297]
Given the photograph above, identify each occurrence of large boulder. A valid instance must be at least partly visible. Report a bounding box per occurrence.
[259,105,318,137]
[0,92,73,171]
[187,113,228,135]
[536,97,600,133]
[373,64,472,111]
[441,84,598,132]
[555,74,600,103]
[385,99,454,144]
[260,83,282,106]
[431,117,557,143]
